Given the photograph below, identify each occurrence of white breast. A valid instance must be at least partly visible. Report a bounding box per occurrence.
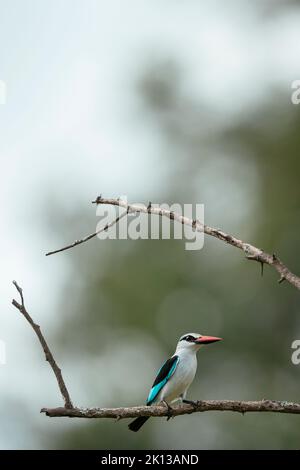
[157,352,197,404]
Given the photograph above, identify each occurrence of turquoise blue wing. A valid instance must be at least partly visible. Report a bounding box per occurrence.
[147,355,179,405]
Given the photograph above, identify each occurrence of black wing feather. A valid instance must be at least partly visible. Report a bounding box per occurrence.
[152,355,179,386]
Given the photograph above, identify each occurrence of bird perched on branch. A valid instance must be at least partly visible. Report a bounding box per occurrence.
[128,332,222,432]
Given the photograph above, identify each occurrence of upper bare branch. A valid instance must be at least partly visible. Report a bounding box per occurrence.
[46,195,300,290]
[44,196,300,290]
[12,281,73,409]
[91,197,300,290]
[99,197,300,289]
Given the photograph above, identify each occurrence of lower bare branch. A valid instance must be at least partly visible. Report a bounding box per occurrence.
[11,283,300,423]
[41,399,300,419]
[12,281,73,409]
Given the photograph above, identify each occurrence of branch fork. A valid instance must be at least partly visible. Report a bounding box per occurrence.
[12,281,73,409]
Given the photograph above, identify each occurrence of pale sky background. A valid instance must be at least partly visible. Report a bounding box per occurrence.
[1,0,300,449]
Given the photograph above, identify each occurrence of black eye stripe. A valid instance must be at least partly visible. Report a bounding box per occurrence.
[180,335,197,342]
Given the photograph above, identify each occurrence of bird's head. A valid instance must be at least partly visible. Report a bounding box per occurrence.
[176,332,222,353]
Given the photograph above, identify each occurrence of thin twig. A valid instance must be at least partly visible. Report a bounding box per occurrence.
[41,399,300,419]
[11,281,73,409]
[45,210,127,256]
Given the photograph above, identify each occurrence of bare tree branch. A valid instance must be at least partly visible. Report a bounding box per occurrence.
[11,281,73,409]
[41,399,300,419]
[45,210,128,256]
[92,196,300,290]
[44,195,300,290]
[11,282,300,422]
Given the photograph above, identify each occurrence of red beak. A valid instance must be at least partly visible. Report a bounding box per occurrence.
[195,335,222,344]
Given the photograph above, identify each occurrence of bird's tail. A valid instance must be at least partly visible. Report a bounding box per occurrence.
[128,416,149,432]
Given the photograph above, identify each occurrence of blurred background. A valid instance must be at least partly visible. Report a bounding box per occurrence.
[1,0,300,449]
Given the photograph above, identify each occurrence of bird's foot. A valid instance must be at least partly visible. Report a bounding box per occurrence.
[182,399,201,410]
[162,400,175,421]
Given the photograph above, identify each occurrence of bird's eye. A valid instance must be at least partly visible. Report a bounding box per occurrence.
[180,335,196,342]
[186,335,194,342]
